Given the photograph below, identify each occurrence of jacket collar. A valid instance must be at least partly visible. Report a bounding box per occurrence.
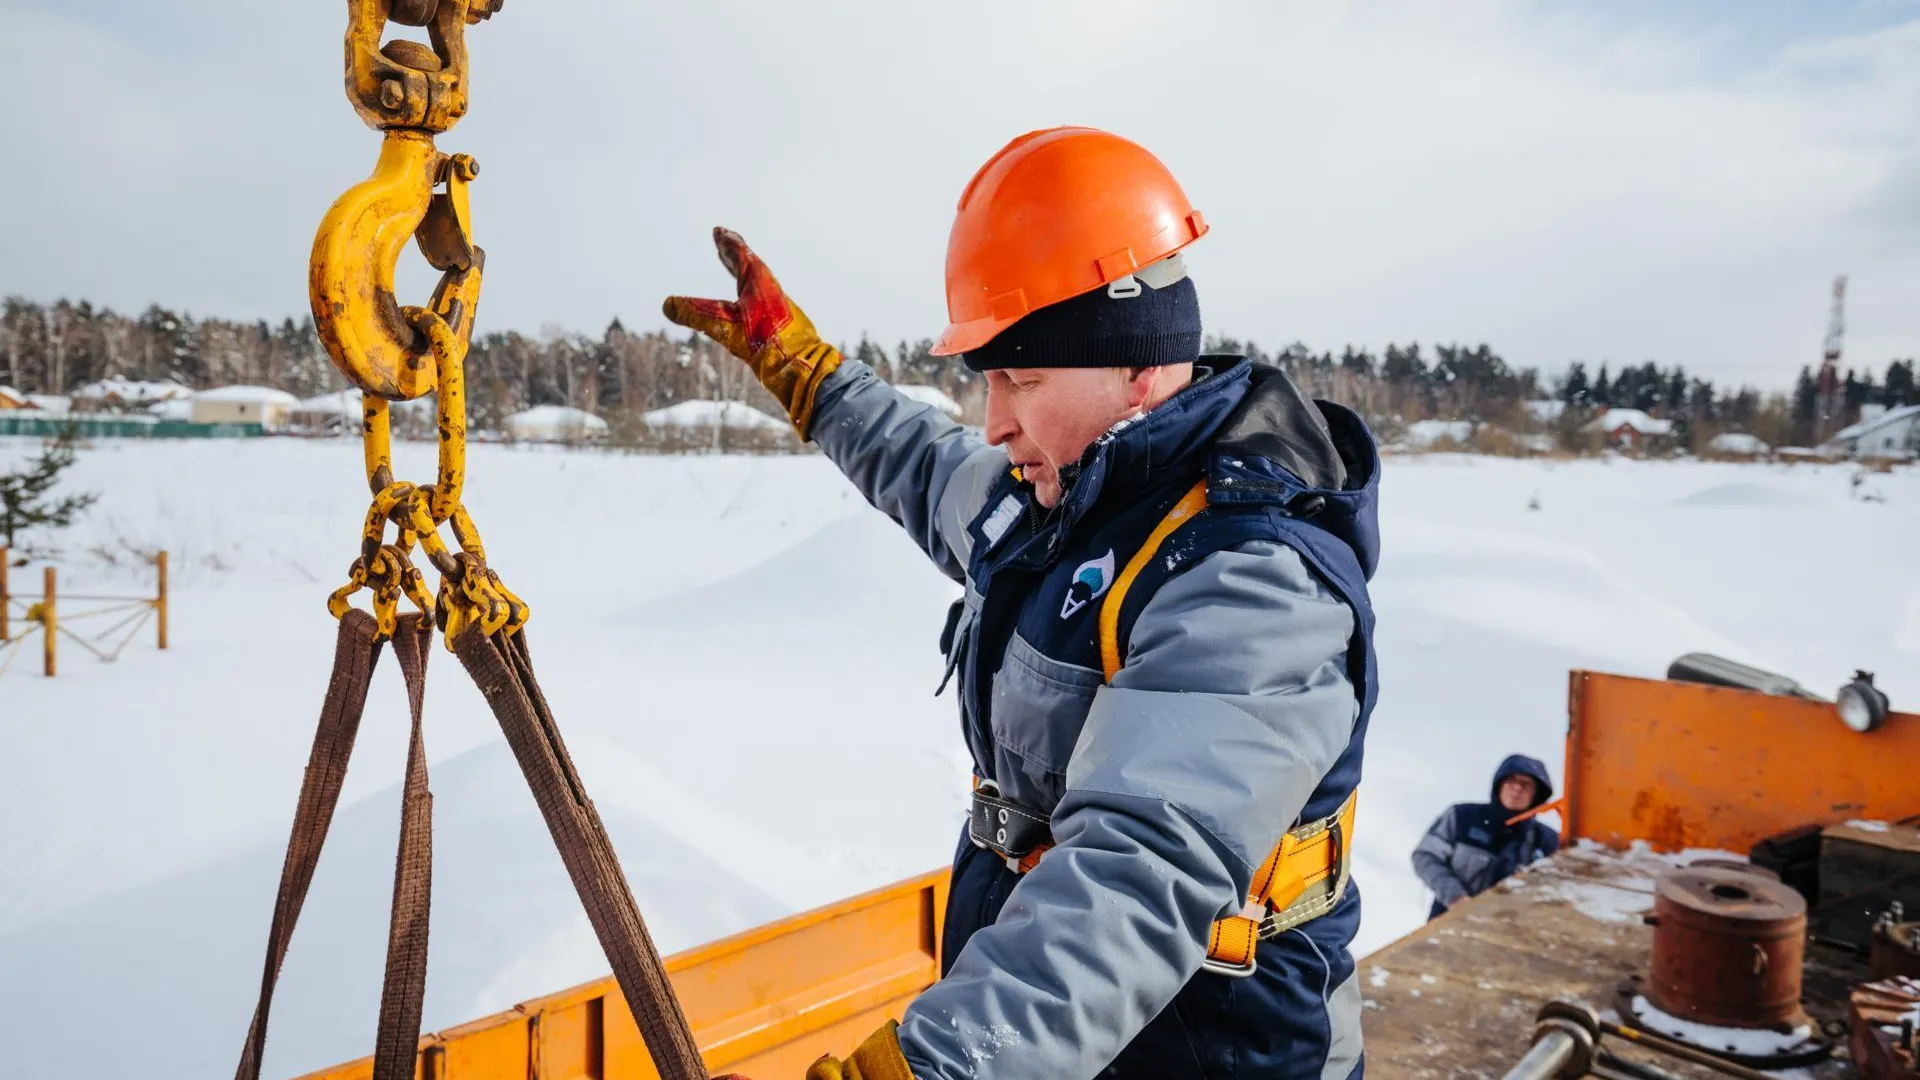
[1051,359,1252,535]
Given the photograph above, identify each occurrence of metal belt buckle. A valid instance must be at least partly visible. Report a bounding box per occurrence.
[1201,953,1259,979]
[968,779,1000,854]
[1200,902,1266,979]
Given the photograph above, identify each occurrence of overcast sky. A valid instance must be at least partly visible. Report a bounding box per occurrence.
[3,0,1916,389]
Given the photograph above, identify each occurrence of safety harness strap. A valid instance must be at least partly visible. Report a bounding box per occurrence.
[974,786,1358,978]
[1098,481,1208,682]
[1096,477,1359,977]
[1200,791,1358,975]
[969,781,1053,871]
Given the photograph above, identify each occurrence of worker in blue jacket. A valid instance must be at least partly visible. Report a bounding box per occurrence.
[1412,754,1560,919]
[667,127,1380,1079]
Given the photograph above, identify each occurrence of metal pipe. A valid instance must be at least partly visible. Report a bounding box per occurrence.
[1501,1002,1601,1080]
[1502,1030,1580,1080]
[1600,1021,1781,1080]
[1665,652,1825,701]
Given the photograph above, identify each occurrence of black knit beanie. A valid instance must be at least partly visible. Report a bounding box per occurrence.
[961,273,1202,372]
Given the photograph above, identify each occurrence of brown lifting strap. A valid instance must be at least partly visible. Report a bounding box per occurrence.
[451,624,706,1076]
[234,612,707,1080]
[235,610,433,1080]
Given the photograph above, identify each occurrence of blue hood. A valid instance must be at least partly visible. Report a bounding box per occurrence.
[1205,362,1382,581]
[1053,357,1382,582]
[1491,754,1554,808]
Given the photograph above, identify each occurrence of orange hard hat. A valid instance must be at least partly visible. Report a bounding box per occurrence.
[930,126,1208,357]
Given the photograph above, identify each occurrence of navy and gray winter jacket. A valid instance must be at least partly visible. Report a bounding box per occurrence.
[1411,754,1560,919]
[807,356,1381,1080]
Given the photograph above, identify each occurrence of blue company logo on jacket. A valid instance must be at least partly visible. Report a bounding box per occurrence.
[1058,550,1114,618]
[938,358,1382,1078]
[1412,754,1561,921]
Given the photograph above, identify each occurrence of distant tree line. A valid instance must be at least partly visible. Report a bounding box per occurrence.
[0,297,797,444]
[3,295,1913,453]
[1203,338,1915,451]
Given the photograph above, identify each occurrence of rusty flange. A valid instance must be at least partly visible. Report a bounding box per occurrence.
[1872,905,1920,981]
[1850,977,1920,1080]
[1647,866,1809,1029]
[1613,977,1832,1070]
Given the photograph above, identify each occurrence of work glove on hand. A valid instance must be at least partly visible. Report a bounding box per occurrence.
[714,1020,915,1080]
[663,227,844,438]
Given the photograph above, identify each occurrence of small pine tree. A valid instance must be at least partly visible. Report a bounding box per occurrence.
[0,429,99,550]
[1561,362,1590,406]
[1884,359,1916,407]
[1791,366,1818,442]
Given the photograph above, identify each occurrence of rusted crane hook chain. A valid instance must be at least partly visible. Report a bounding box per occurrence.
[273,8,714,1080]
[312,0,520,646]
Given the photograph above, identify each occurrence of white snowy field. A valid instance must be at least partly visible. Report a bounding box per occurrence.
[1,436,1916,1079]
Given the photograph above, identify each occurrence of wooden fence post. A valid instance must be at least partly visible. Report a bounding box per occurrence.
[42,566,56,677]
[0,546,9,643]
[156,550,169,650]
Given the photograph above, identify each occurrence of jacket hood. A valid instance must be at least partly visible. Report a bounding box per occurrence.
[1491,754,1554,808]
[1205,360,1382,580]
[1054,358,1382,581]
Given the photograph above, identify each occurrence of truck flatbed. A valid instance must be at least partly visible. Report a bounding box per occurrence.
[1362,842,1867,1078]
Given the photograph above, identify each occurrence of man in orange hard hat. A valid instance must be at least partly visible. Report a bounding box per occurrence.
[669,127,1380,1080]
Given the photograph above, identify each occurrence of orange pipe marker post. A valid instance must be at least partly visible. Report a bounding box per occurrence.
[155,550,168,650]
[42,566,55,677]
[0,546,9,643]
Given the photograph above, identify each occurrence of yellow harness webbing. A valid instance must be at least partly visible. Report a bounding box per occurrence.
[1094,478,1359,977]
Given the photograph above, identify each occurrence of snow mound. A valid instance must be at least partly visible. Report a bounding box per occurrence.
[191,384,298,405]
[1676,482,1814,507]
[633,511,960,629]
[641,399,787,431]
[295,389,363,416]
[506,405,609,440]
[1380,524,1754,670]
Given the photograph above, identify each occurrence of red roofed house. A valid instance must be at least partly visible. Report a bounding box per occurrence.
[1585,407,1674,450]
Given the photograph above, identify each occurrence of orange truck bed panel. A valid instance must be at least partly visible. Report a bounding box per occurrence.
[1564,670,1920,854]
[293,870,949,1080]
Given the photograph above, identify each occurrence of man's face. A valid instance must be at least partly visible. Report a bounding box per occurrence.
[981,367,1143,509]
[1498,774,1538,813]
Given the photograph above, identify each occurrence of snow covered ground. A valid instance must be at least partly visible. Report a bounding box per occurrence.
[2,437,1916,1079]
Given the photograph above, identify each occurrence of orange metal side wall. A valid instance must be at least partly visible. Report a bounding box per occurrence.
[293,869,949,1080]
[1564,670,1920,854]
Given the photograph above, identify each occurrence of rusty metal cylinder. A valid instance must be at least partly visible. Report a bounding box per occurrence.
[1647,866,1808,1029]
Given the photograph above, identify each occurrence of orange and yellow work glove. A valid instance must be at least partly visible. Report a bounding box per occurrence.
[803,1021,916,1080]
[663,227,844,438]
[714,1020,916,1080]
